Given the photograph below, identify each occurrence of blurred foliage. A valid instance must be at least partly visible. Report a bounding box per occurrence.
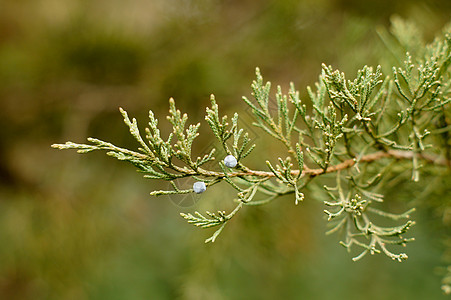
[0,0,450,299]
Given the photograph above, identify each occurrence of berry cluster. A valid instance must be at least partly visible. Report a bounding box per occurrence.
[193,155,238,193]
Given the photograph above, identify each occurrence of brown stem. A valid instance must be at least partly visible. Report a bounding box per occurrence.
[197,150,449,179]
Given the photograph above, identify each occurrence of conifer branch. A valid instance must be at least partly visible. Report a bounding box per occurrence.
[52,21,451,269]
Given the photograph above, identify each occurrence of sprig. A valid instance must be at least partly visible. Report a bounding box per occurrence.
[324,175,415,262]
[52,22,451,270]
[180,202,243,243]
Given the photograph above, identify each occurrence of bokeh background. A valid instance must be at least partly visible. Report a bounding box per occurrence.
[1,0,450,299]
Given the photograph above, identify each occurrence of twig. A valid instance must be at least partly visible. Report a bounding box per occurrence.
[194,149,448,179]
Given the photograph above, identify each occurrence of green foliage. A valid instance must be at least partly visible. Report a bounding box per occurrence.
[52,21,451,292]
[324,174,415,262]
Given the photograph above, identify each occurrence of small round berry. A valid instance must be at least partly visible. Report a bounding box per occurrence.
[193,181,207,194]
[224,155,238,168]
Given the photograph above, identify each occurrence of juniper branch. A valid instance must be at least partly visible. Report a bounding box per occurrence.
[52,22,451,269]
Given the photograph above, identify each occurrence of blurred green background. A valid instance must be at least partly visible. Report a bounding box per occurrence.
[1,0,450,299]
